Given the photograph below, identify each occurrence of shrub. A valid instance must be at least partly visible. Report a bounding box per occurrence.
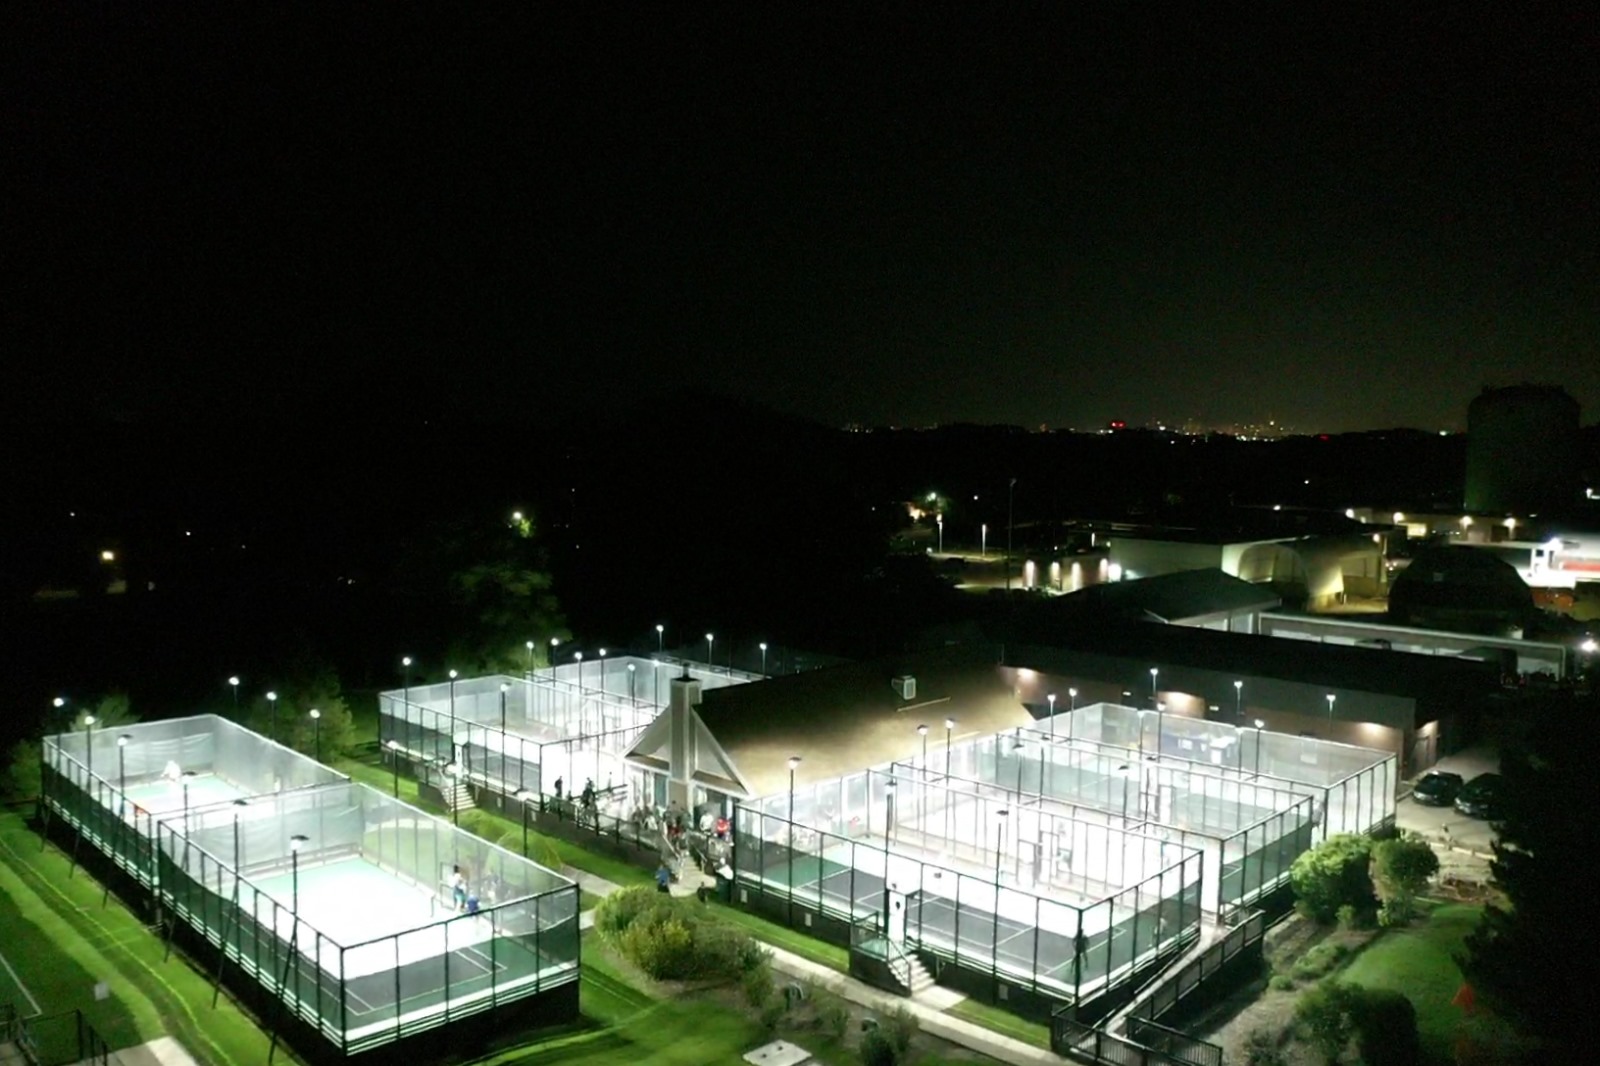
[1291,834,1378,924]
[1295,981,1359,1065]
[3,740,41,802]
[883,1006,919,1056]
[859,1029,898,1066]
[1244,1028,1287,1066]
[1269,974,1296,991]
[759,998,788,1033]
[1335,903,1364,931]
[1370,835,1438,927]
[1350,987,1419,1066]
[1289,941,1350,981]
[743,963,775,1008]
[817,994,851,1040]
[595,885,664,936]
[620,914,696,979]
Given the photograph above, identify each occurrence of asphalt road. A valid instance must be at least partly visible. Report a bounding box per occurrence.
[1394,745,1499,877]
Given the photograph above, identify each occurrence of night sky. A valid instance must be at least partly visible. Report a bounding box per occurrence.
[8,5,1598,432]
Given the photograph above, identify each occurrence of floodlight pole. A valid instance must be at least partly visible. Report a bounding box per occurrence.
[500,683,509,734]
[229,676,240,712]
[760,642,768,677]
[628,663,636,705]
[269,834,310,1062]
[1233,680,1243,722]
[212,798,249,1007]
[1005,478,1016,591]
[656,624,664,654]
[1253,720,1265,778]
[448,669,459,765]
[598,649,608,697]
[84,714,96,778]
[944,718,956,844]
[266,691,278,742]
[386,740,400,796]
[1068,688,1078,742]
[309,709,321,763]
[1325,693,1336,738]
[787,756,801,925]
[993,808,1009,977]
[525,640,535,677]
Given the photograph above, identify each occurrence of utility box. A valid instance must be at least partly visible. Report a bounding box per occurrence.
[892,675,916,701]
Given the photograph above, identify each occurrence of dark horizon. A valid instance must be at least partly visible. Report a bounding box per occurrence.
[8,6,1599,432]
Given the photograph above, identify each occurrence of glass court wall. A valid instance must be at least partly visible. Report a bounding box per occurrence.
[734,758,1203,1007]
[1057,704,1398,839]
[41,715,347,886]
[157,781,578,1053]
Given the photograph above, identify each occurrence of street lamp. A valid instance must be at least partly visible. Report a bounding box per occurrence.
[1116,764,1133,825]
[447,669,459,763]
[386,739,401,796]
[1233,680,1244,721]
[1253,719,1266,777]
[705,632,715,671]
[788,755,802,921]
[266,691,278,741]
[992,808,1010,960]
[598,648,608,696]
[1149,667,1159,709]
[309,709,322,763]
[1047,693,1057,742]
[83,714,96,778]
[515,788,534,854]
[499,683,509,734]
[655,623,665,654]
[1006,478,1016,591]
[981,522,987,558]
[628,662,637,705]
[228,676,240,711]
[525,640,535,676]
[760,642,769,676]
[445,762,460,827]
[1068,688,1078,742]
[117,734,130,792]
[936,513,944,554]
[1325,693,1336,737]
[1011,735,1026,798]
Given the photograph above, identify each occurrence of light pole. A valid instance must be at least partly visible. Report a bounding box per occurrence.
[1253,719,1265,777]
[655,623,665,655]
[181,769,198,839]
[117,735,129,793]
[628,662,637,705]
[550,636,561,674]
[1068,688,1078,741]
[598,648,608,697]
[1149,667,1159,709]
[917,724,929,832]
[788,755,801,922]
[386,739,400,795]
[1011,735,1026,799]
[499,683,509,734]
[1233,680,1243,721]
[992,808,1010,966]
[83,714,96,778]
[1047,693,1057,743]
[443,668,459,769]
[446,762,460,827]
[760,642,769,676]
[981,523,987,559]
[1116,764,1133,825]
[936,513,944,554]
[266,691,278,742]
[515,789,533,854]
[525,641,535,677]
[572,652,585,736]
[1325,693,1336,738]
[1006,478,1016,591]
[228,676,240,712]
[289,833,309,946]
[944,717,956,843]
[309,709,321,763]
[705,632,715,671]
[1156,701,1166,765]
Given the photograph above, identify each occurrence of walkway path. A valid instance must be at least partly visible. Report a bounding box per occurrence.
[563,867,1062,1066]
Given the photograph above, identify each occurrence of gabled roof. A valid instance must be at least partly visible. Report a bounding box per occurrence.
[625,704,754,797]
[1058,568,1281,623]
[693,644,1031,797]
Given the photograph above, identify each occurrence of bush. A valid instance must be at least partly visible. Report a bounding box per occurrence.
[1370,835,1438,926]
[1289,941,1350,981]
[1295,981,1359,1065]
[1351,987,1419,1066]
[595,885,664,936]
[3,740,41,802]
[883,1006,919,1056]
[817,994,851,1040]
[859,1029,898,1066]
[1244,1028,1287,1066]
[759,998,788,1033]
[599,886,767,982]
[620,914,697,979]
[1336,903,1368,931]
[1291,834,1378,924]
[1269,974,1296,991]
[743,963,775,1008]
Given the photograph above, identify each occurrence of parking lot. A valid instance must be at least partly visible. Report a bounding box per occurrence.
[1395,746,1499,872]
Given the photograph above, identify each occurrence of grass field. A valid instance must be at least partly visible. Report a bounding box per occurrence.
[947,999,1052,1049]
[1339,903,1521,1063]
[0,811,282,1066]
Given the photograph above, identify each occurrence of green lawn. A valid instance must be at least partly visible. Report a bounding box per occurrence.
[0,812,283,1066]
[947,999,1053,1049]
[1339,903,1518,1063]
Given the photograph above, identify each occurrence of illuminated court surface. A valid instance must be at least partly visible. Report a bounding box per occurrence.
[121,773,247,821]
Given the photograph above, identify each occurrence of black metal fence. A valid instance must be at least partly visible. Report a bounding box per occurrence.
[0,1009,118,1066]
[1052,1015,1196,1066]
[1120,908,1268,1027]
[1124,1018,1222,1066]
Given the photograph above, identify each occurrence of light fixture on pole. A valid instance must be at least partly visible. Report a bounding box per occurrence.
[655,623,665,654]
[386,739,401,796]
[936,512,944,554]
[981,522,987,558]
[1149,667,1159,708]
[309,709,322,763]
[515,788,533,854]
[760,642,769,676]
[992,808,1010,955]
[787,755,802,922]
[1116,764,1133,825]
[1325,693,1336,736]
[598,648,608,696]
[117,734,130,792]
[447,669,459,762]
[83,714,96,778]
[525,641,535,676]
[1233,679,1244,720]
[228,676,240,711]
[1047,693,1057,742]
[499,682,510,738]
[1253,719,1265,777]
[705,632,715,670]
[266,691,278,742]
[1011,735,1026,798]
[628,662,637,705]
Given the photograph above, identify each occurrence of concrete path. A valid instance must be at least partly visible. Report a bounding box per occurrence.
[108,1037,201,1066]
[566,867,1061,1066]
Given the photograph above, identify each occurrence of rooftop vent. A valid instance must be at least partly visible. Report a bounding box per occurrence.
[892,675,916,701]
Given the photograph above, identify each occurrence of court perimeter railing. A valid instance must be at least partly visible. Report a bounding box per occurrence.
[1,1009,119,1066]
[1052,1014,1199,1066]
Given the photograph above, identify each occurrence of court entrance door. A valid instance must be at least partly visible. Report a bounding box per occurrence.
[885,889,907,943]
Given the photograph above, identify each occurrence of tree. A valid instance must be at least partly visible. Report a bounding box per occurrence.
[1369,832,1439,925]
[69,692,139,731]
[1462,691,1600,1055]
[1295,981,1359,1065]
[3,740,42,801]
[1290,833,1377,924]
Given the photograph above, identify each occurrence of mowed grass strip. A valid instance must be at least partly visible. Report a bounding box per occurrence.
[0,813,284,1066]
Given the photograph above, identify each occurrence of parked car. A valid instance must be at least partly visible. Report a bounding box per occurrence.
[1411,770,1464,807]
[1454,773,1503,820]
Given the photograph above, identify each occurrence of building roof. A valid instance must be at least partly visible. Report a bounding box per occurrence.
[998,614,1498,702]
[1057,568,1282,624]
[693,644,1031,797]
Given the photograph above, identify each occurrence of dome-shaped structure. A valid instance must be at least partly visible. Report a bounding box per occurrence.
[1464,385,1580,514]
[1389,547,1533,636]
